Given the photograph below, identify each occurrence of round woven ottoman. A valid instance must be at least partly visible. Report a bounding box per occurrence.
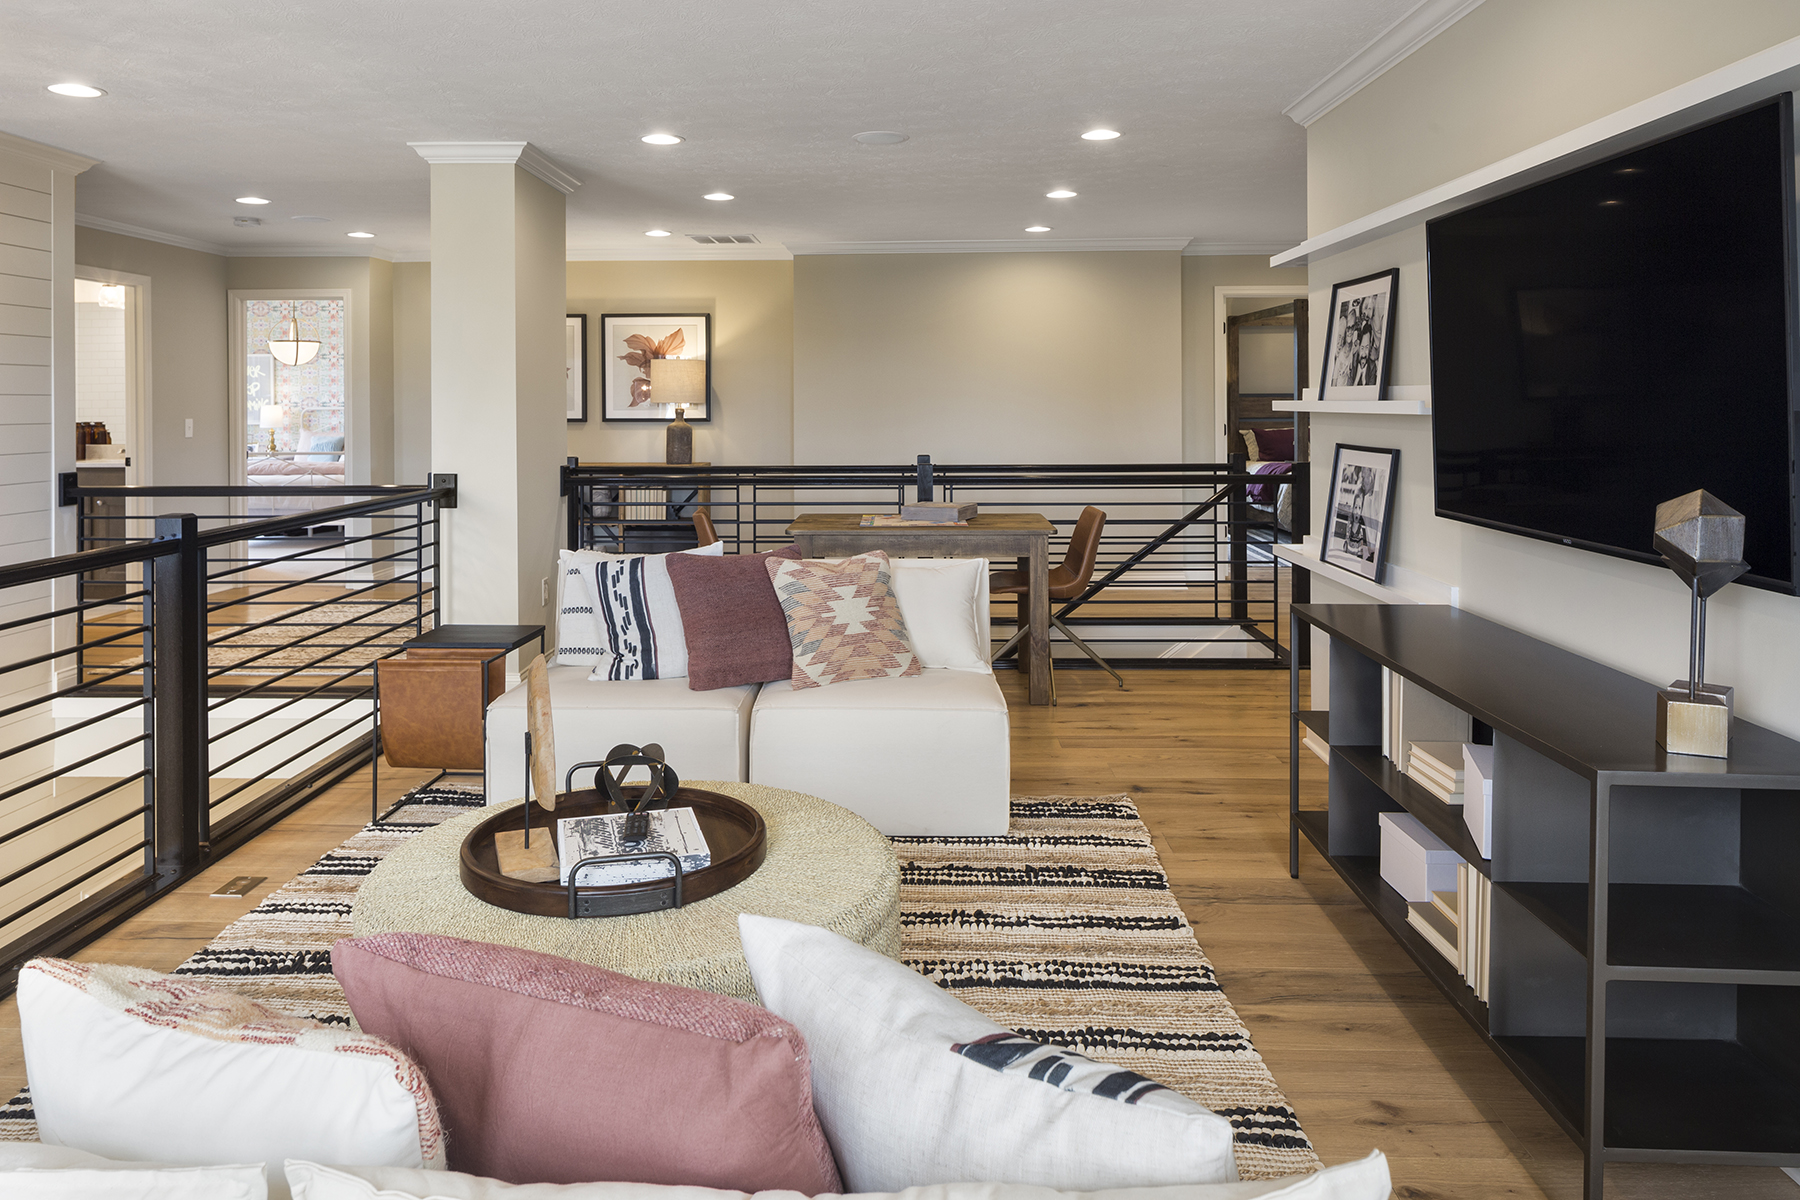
[351,781,901,1002]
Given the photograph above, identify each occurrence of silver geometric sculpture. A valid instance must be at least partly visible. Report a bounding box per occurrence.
[1653,490,1747,758]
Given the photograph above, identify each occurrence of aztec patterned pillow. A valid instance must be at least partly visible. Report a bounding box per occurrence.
[765,551,922,689]
[560,543,724,680]
[17,958,446,1188]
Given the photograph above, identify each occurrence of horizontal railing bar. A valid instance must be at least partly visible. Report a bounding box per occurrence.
[0,620,149,678]
[206,541,426,611]
[192,491,443,549]
[208,562,424,644]
[0,590,149,637]
[69,483,440,499]
[0,696,150,762]
[0,771,151,849]
[204,517,429,582]
[205,603,418,697]
[0,734,150,808]
[4,661,147,717]
[0,838,152,928]
[209,695,373,807]
[0,539,177,592]
[207,687,373,775]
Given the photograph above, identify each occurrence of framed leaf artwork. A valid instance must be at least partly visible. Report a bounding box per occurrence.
[566,314,587,422]
[599,313,712,422]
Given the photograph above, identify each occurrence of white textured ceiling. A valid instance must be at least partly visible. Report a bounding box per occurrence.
[1,0,1422,259]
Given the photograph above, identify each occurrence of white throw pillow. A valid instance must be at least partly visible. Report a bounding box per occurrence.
[287,1154,1390,1200]
[0,1143,267,1199]
[736,915,1239,1193]
[887,558,992,673]
[556,544,725,678]
[18,960,445,1199]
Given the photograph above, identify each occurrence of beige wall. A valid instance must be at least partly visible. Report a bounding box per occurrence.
[1179,256,1309,462]
[793,252,1181,465]
[74,228,228,487]
[1302,0,1800,737]
[393,262,431,486]
[1306,0,1800,234]
[225,256,392,485]
[566,260,794,465]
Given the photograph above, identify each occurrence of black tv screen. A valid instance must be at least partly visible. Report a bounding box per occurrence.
[1428,97,1799,592]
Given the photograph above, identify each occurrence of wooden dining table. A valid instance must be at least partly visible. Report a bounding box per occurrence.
[786,512,1055,705]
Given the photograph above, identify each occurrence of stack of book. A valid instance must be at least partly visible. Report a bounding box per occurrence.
[1380,668,1470,773]
[1403,864,1491,1003]
[1406,741,1466,804]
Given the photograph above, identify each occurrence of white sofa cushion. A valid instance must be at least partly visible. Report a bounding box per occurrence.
[888,558,991,673]
[0,1143,267,1199]
[555,544,724,675]
[486,666,758,797]
[749,669,1008,836]
[287,1155,1392,1200]
[17,960,443,1199]
[737,915,1239,1194]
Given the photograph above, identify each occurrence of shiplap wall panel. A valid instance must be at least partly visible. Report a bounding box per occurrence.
[1,426,48,454]
[0,212,50,253]
[0,303,51,336]
[0,157,50,193]
[0,182,50,223]
[0,332,51,366]
[0,364,51,393]
[0,275,51,307]
[0,243,50,278]
[0,510,48,549]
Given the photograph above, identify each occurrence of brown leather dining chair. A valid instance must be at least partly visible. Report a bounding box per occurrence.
[692,509,719,546]
[990,506,1124,702]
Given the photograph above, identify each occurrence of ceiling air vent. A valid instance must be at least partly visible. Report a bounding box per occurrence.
[687,234,760,245]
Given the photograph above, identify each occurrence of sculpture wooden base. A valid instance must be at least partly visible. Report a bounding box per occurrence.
[493,829,559,882]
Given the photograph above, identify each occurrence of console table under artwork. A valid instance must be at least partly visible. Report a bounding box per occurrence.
[1289,602,1800,1199]
[787,512,1054,705]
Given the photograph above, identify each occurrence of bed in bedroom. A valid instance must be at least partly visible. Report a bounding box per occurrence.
[245,439,345,520]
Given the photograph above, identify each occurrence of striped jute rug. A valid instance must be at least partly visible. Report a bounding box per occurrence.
[0,788,1317,1180]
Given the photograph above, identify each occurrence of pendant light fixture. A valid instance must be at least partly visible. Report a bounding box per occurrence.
[267,310,321,366]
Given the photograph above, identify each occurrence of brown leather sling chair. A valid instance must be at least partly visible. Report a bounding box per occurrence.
[989,505,1125,704]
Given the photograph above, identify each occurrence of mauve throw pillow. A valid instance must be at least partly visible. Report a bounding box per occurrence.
[667,545,803,691]
[333,933,841,1194]
[1252,426,1295,461]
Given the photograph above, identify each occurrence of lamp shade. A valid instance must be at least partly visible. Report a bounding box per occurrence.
[268,318,321,367]
[650,357,706,411]
[259,405,284,429]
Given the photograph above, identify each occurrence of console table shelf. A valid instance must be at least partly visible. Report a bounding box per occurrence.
[1288,603,1800,1198]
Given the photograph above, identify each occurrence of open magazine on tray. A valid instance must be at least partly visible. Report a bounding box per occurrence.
[556,807,712,888]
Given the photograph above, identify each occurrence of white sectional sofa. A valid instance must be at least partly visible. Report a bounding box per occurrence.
[484,556,1011,836]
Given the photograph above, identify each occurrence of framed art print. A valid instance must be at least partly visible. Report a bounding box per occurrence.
[1318,268,1398,402]
[566,314,587,422]
[1320,443,1399,582]
[600,313,712,422]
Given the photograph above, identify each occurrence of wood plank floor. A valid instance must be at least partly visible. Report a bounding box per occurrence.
[0,668,1791,1199]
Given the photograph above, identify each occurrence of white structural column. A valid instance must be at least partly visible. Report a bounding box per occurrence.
[410,142,576,630]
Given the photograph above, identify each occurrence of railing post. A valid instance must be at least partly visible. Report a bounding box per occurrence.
[916,454,933,502]
[152,514,208,878]
[563,457,579,549]
[1228,453,1249,622]
[1291,464,1311,668]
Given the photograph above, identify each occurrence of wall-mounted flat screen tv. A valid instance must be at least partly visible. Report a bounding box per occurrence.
[1428,96,1799,592]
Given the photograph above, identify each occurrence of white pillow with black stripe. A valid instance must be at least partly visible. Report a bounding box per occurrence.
[739,914,1239,1193]
[561,543,724,681]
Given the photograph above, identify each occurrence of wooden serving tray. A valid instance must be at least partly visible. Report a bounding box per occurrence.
[459,786,767,918]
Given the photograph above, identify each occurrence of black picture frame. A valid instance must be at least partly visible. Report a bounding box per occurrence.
[599,313,713,422]
[566,314,588,422]
[1317,268,1399,402]
[1320,443,1399,583]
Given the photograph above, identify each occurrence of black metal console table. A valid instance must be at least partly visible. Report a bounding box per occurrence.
[1288,603,1800,1199]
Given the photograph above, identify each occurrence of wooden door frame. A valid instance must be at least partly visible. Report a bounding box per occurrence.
[1212,285,1306,463]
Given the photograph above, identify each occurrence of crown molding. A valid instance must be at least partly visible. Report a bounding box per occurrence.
[568,243,794,261]
[227,244,400,262]
[1182,241,1301,257]
[1283,0,1486,127]
[76,214,225,254]
[0,129,100,175]
[407,140,580,193]
[788,237,1191,255]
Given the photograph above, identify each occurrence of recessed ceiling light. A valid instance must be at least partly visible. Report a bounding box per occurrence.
[641,133,684,145]
[47,83,105,98]
[853,131,909,145]
[703,192,734,201]
[236,196,271,205]
[347,231,376,238]
[1046,189,1077,199]
[1081,129,1121,141]
[1599,200,1623,207]
[1025,226,1052,233]
[290,215,330,222]
[645,229,673,237]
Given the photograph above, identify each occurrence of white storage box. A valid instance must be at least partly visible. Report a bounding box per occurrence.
[1463,743,1496,859]
[1378,811,1462,903]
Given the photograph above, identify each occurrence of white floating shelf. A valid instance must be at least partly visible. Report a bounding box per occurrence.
[1273,542,1459,607]
[1270,37,1800,267]
[1276,385,1431,414]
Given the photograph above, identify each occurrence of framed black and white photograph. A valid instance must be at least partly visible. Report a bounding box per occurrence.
[1321,443,1399,582]
[599,313,712,423]
[1318,268,1398,402]
[566,314,587,422]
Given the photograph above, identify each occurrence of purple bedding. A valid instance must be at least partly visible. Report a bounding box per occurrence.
[1247,461,1291,505]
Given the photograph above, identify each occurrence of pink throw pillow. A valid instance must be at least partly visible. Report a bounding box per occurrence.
[333,933,841,1193]
[666,545,803,691]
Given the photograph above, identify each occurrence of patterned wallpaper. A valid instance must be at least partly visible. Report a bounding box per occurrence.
[245,298,346,453]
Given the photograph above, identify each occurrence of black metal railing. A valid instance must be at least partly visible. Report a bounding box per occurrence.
[0,476,452,996]
[561,457,1309,666]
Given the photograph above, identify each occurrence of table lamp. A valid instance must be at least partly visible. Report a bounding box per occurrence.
[1653,489,1748,758]
[651,357,706,464]
[259,404,284,453]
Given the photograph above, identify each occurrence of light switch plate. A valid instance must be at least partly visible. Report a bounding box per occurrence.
[184,419,194,438]
[211,876,264,898]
